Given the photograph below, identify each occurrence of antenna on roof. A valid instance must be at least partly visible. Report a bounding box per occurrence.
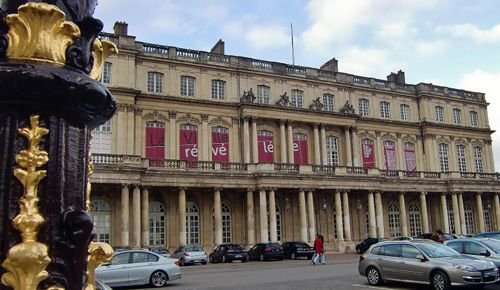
[291,22,295,65]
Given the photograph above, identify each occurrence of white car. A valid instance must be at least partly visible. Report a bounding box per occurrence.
[96,249,181,288]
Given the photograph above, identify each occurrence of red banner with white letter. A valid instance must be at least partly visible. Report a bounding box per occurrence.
[362,143,375,169]
[293,135,308,164]
[258,134,274,163]
[384,143,397,170]
[145,126,165,159]
[180,127,198,161]
[405,146,416,172]
[212,130,229,162]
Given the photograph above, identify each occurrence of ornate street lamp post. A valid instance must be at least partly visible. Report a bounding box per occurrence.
[0,1,116,289]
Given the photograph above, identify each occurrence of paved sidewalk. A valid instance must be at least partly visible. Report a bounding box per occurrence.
[314,252,360,264]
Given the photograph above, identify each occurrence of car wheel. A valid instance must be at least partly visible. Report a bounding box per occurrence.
[431,270,451,290]
[150,270,168,288]
[307,255,312,260]
[291,253,296,260]
[201,261,207,265]
[366,266,383,286]
[259,254,265,261]
[242,257,248,263]
[180,258,186,266]
[209,256,214,263]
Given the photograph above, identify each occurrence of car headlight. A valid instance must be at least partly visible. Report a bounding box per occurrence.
[453,264,477,272]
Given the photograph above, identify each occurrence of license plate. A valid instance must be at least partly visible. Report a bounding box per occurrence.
[235,255,241,258]
[194,260,200,263]
[483,271,496,277]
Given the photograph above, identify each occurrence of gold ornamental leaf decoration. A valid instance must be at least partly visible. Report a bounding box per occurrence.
[6,2,81,64]
[85,242,113,290]
[89,38,118,81]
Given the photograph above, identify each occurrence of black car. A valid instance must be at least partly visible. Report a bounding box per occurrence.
[355,237,382,253]
[281,241,314,260]
[209,244,248,263]
[248,243,284,261]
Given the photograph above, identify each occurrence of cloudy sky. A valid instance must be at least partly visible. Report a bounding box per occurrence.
[95,0,500,171]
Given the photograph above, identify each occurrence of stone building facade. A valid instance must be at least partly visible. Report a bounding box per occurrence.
[89,22,500,252]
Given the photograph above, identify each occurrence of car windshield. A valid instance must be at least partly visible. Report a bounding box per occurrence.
[186,246,203,252]
[295,242,309,247]
[417,243,460,258]
[228,245,243,250]
[481,239,500,254]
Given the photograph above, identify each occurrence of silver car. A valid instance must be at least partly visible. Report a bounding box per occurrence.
[96,249,181,288]
[445,238,500,270]
[358,240,499,290]
[172,245,208,266]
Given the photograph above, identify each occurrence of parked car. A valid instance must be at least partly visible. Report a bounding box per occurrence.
[356,237,383,254]
[95,249,181,288]
[148,246,171,258]
[417,232,455,242]
[444,238,500,270]
[171,245,208,266]
[474,231,500,240]
[209,243,248,263]
[358,240,499,290]
[95,280,112,290]
[248,243,284,261]
[393,236,414,241]
[281,241,314,260]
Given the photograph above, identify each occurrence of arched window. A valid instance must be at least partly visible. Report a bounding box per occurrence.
[326,136,339,166]
[484,203,492,232]
[149,201,166,246]
[387,202,401,237]
[438,143,449,172]
[90,199,111,243]
[180,76,196,96]
[464,202,475,234]
[222,203,232,243]
[186,202,200,244]
[408,202,422,237]
[447,201,455,234]
[267,203,282,242]
[380,101,390,118]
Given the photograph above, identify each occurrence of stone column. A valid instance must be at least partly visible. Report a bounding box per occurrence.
[450,138,458,171]
[259,189,269,243]
[352,128,360,166]
[344,126,352,166]
[134,108,143,156]
[132,185,141,247]
[399,192,408,237]
[280,120,287,163]
[179,188,187,246]
[494,194,500,231]
[320,124,327,165]
[368,192,377,237]
[397,137,404,170]
[307,191,316,242]
[313,124,321,165]
[269,189,277,242]
[243,117,250,163]
[214,189,223,245]
[121,185,130,247]
[376,134,384,169]
[440,193,449,233]
[420,192,429,233]
[169,111,177,159]
[335,191,344,241]
[299,190,308,242]
[476,193,485,233]
[141,187,149,247]
[287,122,294,164]
[485,141,494,172]
[201,114,209,161]
[451,193,461,234]
[251,117,259,164]
[246,190,255,245]
[458,193,466,234]
[342,192,352,241]
[375,192,384,238]
[416,137,424,171]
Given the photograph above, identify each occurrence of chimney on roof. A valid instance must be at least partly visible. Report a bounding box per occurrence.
[387,70,405,84]
[320,58,338,72]
[113,21,128,36]
[210,39,225,55]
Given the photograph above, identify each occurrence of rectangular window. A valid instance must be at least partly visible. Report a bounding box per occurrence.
[474,147,484,173]
[438,143,449,172]
[453,108,462,124]
[211,80,225,100]
[361,139,375,168]
[293,133,308,164]
[211,127,229,163]
[179,124,198,161]
[145,122,165,161]
[359,99,369,116]
[383,141,397,170]
[291,90,303,108]
[258,130,274,163]
[456,145,467,172]
[380,101,390,118]
[404,143,416,172]
[323,94,334,112]
[147,72,163,93]
[435,106,444,123]
[470,111,478,127]
[326,136,339,166]
[257,85,270,104]
[180,76,195,96]
[102,62,112,84]
[91,120,112,154]
[400,104,410,120]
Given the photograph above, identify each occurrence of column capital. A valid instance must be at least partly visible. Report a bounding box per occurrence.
[243,116,251,122]
[179,187,188,192]
[201,114,209,122]
[121,183,130,189]
[246,188,255,192]
[279,119,287,126]
[250,116,258,122]
[313,123,320,129]
[134,107,143,115]
[214,187,223,192]
[169,111,177,119]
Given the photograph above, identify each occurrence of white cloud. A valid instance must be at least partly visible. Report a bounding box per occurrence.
[375,22,418,48]
[339,47,399,78]
[245,25,290,50]
[437,23,500,43]
[415,40,448,57]
[456,70,500,171]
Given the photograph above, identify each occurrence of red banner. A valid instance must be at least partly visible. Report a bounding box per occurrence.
[362,143,375,169]
[212,130,229,162]
[180,127,198,161]
[293,135,308,164]
[145,126,165,159]
[405,146,417,172]
[384,142,397,170]
[258,134,274,163]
